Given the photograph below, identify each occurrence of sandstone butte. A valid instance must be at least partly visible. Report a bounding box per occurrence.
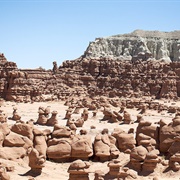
[0,30,179,180]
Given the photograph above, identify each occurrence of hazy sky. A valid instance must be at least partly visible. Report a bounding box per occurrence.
[0,0,180,69]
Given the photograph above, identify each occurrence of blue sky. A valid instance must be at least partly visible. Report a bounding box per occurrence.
[0,0,180,69]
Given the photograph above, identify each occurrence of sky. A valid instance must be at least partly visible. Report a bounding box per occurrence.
[0,0,180,69]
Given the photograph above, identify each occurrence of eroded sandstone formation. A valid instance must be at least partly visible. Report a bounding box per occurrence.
[1,32,180,103]
[0,30,180,179]
[84,30,180,62]
[0,100,179,179]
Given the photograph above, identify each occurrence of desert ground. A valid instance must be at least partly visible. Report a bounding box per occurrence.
[0,98,180,180]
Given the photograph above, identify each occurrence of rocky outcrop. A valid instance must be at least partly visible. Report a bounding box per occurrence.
[159,114,180,153]
[47,125,93,162]
[0,30,180,102]
[84,30,180,62]
[58,57,180,100]
[68,159,90,180]
[136,120,159,149]
[112,128,136,153]
[94,129,119,161]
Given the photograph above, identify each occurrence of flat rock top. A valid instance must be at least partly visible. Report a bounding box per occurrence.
[108,29,180,39]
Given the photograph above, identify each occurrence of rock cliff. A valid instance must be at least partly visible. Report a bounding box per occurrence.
[84,30,180,62]
[0,30,180,102]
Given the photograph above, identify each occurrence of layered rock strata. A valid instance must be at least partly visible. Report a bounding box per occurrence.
[0,30,180,101]
[84,30,180,62]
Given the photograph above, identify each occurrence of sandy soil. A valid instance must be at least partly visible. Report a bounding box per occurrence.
[0,100,180,180]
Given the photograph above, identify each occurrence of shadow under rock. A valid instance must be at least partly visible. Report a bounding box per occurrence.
[163,166,173,173]
[19,169,42,177]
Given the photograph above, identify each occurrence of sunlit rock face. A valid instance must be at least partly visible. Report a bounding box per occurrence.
[84,30,180,62]
[0,30,180,102]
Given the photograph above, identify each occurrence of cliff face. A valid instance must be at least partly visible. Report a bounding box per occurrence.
[0,30,180,102]
[0,55,180,102]
[84,30,180,62]
[59,58,180,100]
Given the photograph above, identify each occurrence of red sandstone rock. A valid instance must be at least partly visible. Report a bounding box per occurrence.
[3,131,26,147]
[0,166,10,180]
[112,129,135,153]
[28,147,46,174]
[123,111,133,124]
[33,128,47,158]
[142,151,160,172]
[68,159,90,180]
[46,110,58,126]
[47,138,72,161]
[52,125,75,138]
[159,114,180,153]
[169,153,180,171]
[10,107,21,121]
[107,159,121,176]
[0,110,7,123]
[0,147,26,160]
[136,120,159,149]
[11,121,34,141]
[71,133,93,159]
[94,129,119,161]
[130,146,148,171]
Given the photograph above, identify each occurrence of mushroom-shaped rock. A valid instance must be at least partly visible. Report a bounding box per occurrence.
[94,170,105,180]
[119,106,125,113]
[36,114,47,125]
[44,106,51,117]
[123,111,133,124]
[10,107,21,121]
[136,120,159,149]
[66,118,77,130]
[46,111,58,126]
[28,147,46,175]
[92,111,97,117]
[130,146,148,171]
[169,153,180,171]
[73,106,82,114]
[142,151,160,172]
[71,135,93,160]
[139,103,147,114]
[94,133,110,161]
[33,128,47,158]
[68,159,90,180]
[81,109,89,121]
[102,108,120,123]
[108,159,121,176]
[74,118,84,127]
[65,108,73,119]
[136,114,144,123]
[118,167,137,180]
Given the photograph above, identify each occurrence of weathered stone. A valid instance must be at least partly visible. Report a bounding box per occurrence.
[68,159,90,180]
[28,147,46,174]
[0,166,10,180]
[46,111,58,126]
[11,122,34,141]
